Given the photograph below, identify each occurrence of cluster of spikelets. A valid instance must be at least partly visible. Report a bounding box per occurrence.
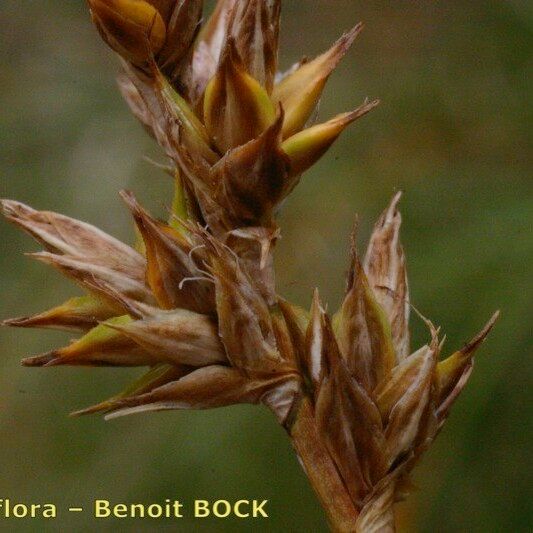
[1,1,498,531]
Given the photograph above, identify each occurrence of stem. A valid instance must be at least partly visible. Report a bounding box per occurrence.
[288,397,359,532]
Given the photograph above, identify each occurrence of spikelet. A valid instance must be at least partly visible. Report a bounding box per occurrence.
[2,2,498,531]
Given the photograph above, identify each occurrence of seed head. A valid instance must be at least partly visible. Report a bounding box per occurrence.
[2,2,498,531]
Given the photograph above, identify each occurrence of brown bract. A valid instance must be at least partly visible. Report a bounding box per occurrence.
[1,2,498,532]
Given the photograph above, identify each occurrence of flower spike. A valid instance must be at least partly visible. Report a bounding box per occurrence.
[1,3,499,531]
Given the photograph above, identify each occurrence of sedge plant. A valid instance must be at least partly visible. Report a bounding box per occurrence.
[1,1,498,531]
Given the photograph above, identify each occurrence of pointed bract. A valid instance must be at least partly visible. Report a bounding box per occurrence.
[1,200,146,274]
[2,295,117,333]
[437,312,499,417]
[303,290,329,392]
[273,23,363,138]
[158,0,203,77]
[281,99,380,177]
[364,192,410,361]
[153,67,219,163]
[335,242,396,394]
[104,309,227,367]
[191,0,237,101]
[121,191,215,313]
[316,354,387,506]
[72,363,191,416]
[382,343,437,465]
[22,316,156,367]
[104,365,298,420]
[204,43,276,153]
[228,0,281,93]
[29,251,155,306]
[197,229,286,374]
[209,111,289,226]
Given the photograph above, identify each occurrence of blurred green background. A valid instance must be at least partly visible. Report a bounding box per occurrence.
[0,1,531,531]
